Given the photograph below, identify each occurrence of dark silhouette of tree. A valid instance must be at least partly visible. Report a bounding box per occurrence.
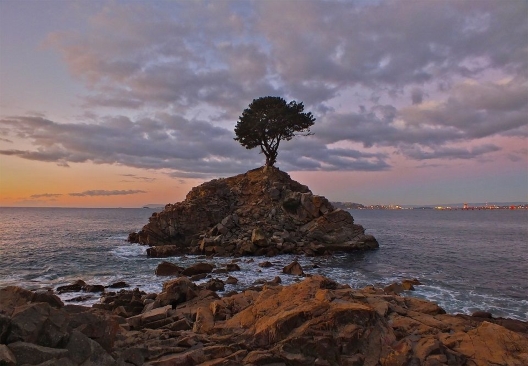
[234,96,315,167]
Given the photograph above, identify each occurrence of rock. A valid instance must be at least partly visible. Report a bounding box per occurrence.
[226,263,240,271]
[132,166,377,257]
[181,262,214,276]
[201,279,225,292]
[56,279,86,294]
[2,277,528,366]
[259,261,273,268]
[193,306,215,333]
[226,276,238,285]
[0,344,16,366]
[32,289,64,308]
[155,261,184,276]
[66,295,93,302]
[0,286,36,316]
[107,281,129,288]
[83,284,105,293]
[251,228,268,247]
[283,261,304,275]
[141,305,172,324]
[190,273,208,281]
[7,302,69,347]
[147,245,183,257]
[7,341,69,365]
[127,232,140,243]
[472,310,493,318]
[157,276,197,307]
[66,330,116,365]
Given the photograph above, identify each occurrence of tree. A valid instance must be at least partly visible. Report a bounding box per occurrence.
[234,96,315,167]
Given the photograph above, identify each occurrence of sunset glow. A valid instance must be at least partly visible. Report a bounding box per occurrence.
[1,0,526,207]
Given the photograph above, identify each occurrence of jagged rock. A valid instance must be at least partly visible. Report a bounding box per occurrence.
[131,167,378,257]
[2,278,528,366]
[283,260,304,275]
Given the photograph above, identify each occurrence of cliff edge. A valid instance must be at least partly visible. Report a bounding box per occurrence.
[129,166,378,257]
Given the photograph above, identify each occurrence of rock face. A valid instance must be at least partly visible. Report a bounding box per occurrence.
[2,277,527,366]
[130,166,378,256]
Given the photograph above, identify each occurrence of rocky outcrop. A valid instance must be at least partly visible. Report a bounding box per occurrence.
[130,166,378,256]
[2,277,527,366]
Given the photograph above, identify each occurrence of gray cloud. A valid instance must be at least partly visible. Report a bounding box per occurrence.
[400,144,501,161]
[411,88,424,105]
[29,193,63,199]
[120,174,156,182]
[0,113,390,176]
[69,190,147,197]
[1,0,526,176]
[42,1,527,114]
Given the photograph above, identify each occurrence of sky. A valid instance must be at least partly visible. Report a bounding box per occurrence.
[0,0,527,208]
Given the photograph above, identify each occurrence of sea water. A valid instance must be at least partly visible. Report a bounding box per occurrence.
[0,207,526,320]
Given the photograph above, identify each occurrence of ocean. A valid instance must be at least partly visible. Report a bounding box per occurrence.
[0,207,526,321]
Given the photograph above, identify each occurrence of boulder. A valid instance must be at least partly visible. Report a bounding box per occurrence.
[283,261,304,275]
[226,263,240,271]
[181,262,214,276]
[251,228,268,247]
[7,302,69,347]
[155,261,184,276]
[7,341,69,365]
[66,330,116,366]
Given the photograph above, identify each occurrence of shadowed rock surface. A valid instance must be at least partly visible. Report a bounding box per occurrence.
[129,166,378,257]
[1,276,527,366]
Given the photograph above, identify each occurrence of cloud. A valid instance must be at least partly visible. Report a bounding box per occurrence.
[120,174,156,183]
[29,193,63,199]
[0,113,393,175]
[42,1,527,113]
[400,144,501,161]
[1,0,526,178]
[411,88,424,105]
[69,190,147,197]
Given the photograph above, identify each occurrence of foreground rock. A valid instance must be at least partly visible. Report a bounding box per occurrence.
[129,166,378,257]
[2,277,527,366]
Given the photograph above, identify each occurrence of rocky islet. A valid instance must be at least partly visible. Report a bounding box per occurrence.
[128,166,379,257]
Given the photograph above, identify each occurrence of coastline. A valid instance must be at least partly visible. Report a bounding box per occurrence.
[1,273,527,365]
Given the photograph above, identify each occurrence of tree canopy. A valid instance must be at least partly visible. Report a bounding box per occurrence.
[234,96,315,167]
